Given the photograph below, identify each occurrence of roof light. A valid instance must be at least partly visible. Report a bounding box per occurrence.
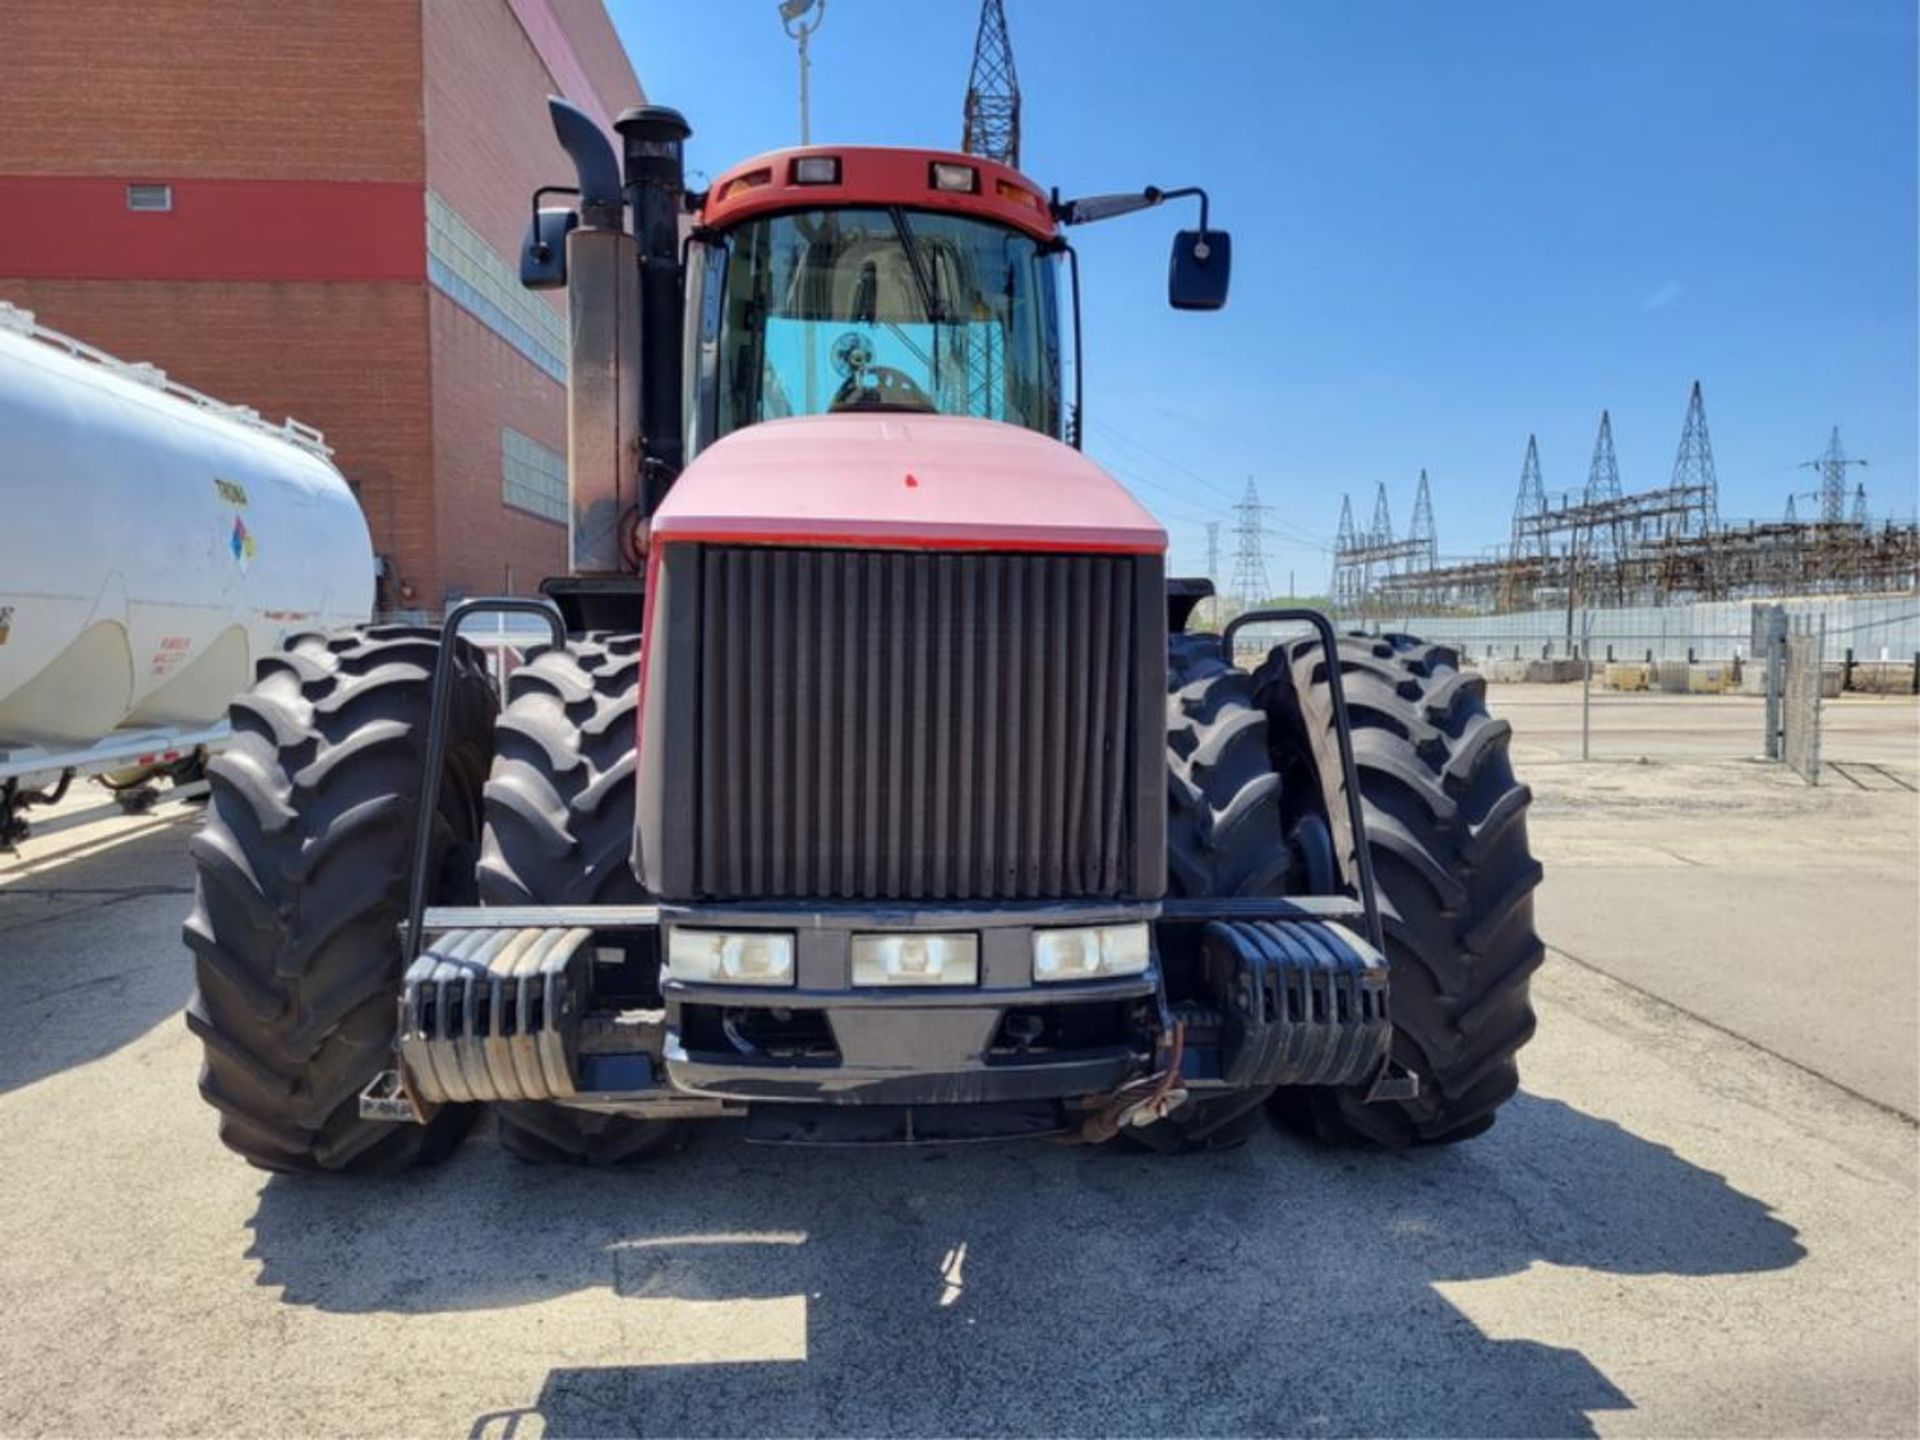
[792,155,840,185]
[719,167,773,202]
[929,161,979,194]
[995,178,1043,212]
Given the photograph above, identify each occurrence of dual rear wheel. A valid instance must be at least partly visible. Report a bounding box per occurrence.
[1161,629,1542,1150]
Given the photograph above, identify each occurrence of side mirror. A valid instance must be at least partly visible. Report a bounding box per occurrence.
[521,207,579,290]
[1170,229,1230,310]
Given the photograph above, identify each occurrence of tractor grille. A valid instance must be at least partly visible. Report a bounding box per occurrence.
[693,546,1143,900]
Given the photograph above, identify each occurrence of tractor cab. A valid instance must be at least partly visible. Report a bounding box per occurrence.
[521,100,1231,583]
[684,147,1071,450]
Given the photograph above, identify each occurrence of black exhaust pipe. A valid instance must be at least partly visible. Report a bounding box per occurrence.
[615,105,691,518]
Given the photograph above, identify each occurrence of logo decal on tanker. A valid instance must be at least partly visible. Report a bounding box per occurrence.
[213,476,256,573]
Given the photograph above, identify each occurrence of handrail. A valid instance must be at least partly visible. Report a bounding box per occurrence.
[1220,607,1386,956]
[403,597,569,963]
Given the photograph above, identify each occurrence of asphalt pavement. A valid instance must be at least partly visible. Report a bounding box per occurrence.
[0,689,1914,1437]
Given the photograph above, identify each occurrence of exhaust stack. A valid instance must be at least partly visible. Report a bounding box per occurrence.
[547,96,639,576]
[615,105,691,520]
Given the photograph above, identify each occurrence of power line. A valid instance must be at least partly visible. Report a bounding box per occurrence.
[1087,418,1331,550]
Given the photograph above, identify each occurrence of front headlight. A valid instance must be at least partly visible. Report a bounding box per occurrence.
[666,929,796,986]
[851,933,979,987]
[1031,923,1151,983]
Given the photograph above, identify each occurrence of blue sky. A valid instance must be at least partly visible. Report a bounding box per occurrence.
[608,0,1917,591]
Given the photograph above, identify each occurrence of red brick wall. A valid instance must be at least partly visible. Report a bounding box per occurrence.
[421,0,644,603]
[0,0,424,181]
[3,279,438,603]
[427,293,569,599]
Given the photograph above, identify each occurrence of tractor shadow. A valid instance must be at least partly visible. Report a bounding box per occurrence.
[247,1093,1803,1437]
[0,804,198,1096]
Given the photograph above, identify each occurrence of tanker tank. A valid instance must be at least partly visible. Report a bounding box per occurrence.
[0,302,375,834]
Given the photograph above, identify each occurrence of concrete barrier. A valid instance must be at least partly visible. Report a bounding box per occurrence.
[1849,661,1918,695]
[1527,659,1584,683]
[1687,663,1735,695]
[1606,662,1651,692]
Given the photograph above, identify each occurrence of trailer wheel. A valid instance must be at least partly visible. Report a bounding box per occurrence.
[478,633,681,1165]
[182,626,494,1173]
[1256,632,1543,1147]
[1138,633,1298,1152]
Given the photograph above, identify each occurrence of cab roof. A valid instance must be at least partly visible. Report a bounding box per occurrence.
[698,145,1059,243]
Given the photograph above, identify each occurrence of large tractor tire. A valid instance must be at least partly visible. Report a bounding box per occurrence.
[182,627,495,1173]
[1139,633,1298,1152]
[476,633,681,1165]
[1256,632,1543,1147]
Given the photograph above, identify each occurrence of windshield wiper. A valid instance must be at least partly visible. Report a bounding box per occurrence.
[888,206,946,325]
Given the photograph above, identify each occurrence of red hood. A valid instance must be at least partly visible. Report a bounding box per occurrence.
[651,415,1166,554]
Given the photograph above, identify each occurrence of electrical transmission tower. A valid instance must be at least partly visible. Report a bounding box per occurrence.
[1407,468,1437,571]
[961,0,1020,168]
[1801,426,1867,524]
[1851,483,1869,527]
[1205,521,1221,590]
[1668,380,1719,536]
[1366,482,1394,595]
[1511,435,1547,561]
[1228,478,1271,610]
[1584,410,1623,566]
[1331,494,1359,607]
[1785,494,1799,523]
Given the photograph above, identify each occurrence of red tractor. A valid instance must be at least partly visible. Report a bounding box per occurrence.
[183,100,1541,1170]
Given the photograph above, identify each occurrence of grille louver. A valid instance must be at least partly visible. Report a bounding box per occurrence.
[694,547,1141,901]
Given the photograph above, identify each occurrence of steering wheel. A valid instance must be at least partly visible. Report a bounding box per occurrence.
[831,365,935,413]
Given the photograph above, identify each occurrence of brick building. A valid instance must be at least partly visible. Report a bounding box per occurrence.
[0,1,644,614]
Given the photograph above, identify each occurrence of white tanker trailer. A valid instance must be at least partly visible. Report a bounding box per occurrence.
[0,301,375,843]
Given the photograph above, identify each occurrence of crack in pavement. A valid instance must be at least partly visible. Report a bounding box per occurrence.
[0,885,192,939]
[1548,943,1919,1126]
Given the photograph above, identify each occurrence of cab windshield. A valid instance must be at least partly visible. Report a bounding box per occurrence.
[705,207,1064,444]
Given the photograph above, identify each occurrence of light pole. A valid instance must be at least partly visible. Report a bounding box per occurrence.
[778,0,826,144]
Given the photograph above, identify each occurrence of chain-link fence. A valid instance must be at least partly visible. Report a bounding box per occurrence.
[1253,595,1920,775]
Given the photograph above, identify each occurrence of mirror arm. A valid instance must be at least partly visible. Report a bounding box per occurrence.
[1153,185,1211,236]
[1052,183,1212,236]
[527,185,580,265]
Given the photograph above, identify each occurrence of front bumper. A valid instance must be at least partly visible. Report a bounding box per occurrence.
[383,898,1395,1128]
[659,902,1159,1105]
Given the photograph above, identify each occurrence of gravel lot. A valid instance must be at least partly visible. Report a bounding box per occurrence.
[0,688,1914,1437]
